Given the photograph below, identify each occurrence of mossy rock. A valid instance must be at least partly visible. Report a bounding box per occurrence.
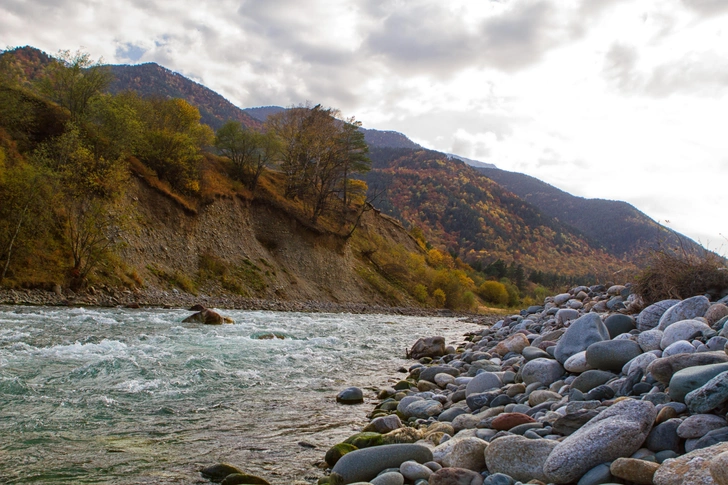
[343,432,384,449]
[368,410,389,419]
[393,380,413,390]
[376,399,398,412]
[220,473,271,485]
[201,463,245,482]
[325,442,358,467]
[317,477,331,485]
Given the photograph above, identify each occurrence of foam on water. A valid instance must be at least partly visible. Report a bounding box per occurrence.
[0,305,482,484]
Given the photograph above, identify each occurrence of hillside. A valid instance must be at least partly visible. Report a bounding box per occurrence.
[107,63,262,131]
[478,167,702,257]
[365,147,635,280]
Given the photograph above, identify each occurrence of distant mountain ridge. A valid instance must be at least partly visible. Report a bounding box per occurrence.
[478,166,702,257]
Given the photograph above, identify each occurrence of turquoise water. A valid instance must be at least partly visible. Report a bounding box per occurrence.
[0,306,479,484]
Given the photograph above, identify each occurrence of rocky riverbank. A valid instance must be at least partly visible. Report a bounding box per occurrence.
[316,284,728,485]
[0,287,450,316]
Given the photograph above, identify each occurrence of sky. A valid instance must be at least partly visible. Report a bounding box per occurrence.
[2,0,727,253]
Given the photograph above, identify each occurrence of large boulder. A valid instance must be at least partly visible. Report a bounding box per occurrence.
[657,296,711,331]
[637,299,681,331]
[183,308,229,325]
[554,313,610,365]
[543,399,657,484]
[660,319,713,349]
[408,336,446,359]
[485,434,558,482]
[330,444,432,484]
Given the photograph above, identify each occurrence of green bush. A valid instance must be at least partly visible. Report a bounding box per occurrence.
[479,280,509,305]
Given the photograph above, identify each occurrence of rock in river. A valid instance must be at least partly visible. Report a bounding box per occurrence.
[330,444,433,484]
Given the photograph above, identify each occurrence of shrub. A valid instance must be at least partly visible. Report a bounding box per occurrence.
[433,288,446,308]
[479,280,509,305]
[413,283,428,303]
[633,247,728,304]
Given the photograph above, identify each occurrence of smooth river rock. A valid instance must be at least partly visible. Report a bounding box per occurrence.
[554,313,610,365]
[647,352,728,385]
[585,339,643,372]
[520,357,565,386]
[653,441,728,485]
[638,299,681,331]
[668,363,728,402]
[465,372,502,397]
[660,319,712,349]
[657,296,711,331]
[484,434,558,482]
[685,370,728,413]
[330,444,433,484]
[543,399,657,484]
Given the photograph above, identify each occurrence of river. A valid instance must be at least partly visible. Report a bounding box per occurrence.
[0,306,482,484]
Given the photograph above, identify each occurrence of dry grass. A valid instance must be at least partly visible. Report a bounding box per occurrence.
[129,157,198,214]
[633,246,728,304]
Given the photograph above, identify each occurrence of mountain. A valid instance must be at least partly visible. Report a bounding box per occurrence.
[477,166,702,258]
[447,153,496,169]
[366,147,634,279]
[106,63,262,131]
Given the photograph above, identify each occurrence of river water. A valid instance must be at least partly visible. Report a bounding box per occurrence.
[0,306,482,484]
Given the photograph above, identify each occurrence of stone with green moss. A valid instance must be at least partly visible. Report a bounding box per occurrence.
[393,380,413,390]
[325,442,358,467]
[201,463,245,482]
[220,473,271,485]
[344,432,384,449]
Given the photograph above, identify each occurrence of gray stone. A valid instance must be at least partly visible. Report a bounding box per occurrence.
[663,340,696,357]
[677,414,727,439]
[364,415,403,434]
[405,400,443,419]
[399,461,432,481]
[419,366,460,383]
[658,296,711,331]
[624,352,658,375]
[554,293,571,305]
[638,329,664,352]
[571,370,617,393]
[645,418,681,453]
[706,336,728,352]
[543,399,657,484]
[556,308,580,325]
[646,352,728,384]
[439,407,467,422]
[465,372,502,397]
[520,358,565,387]
[522,346,551,361]
[660,319,712,349]
[693,427,728,451]
[668,363,728,402]
[706,303,728,326]
[637,299,681,331]
[564,351,591,373]
[484,434,558,482]
[554,313,610,365]
[433,436,488,471]
[331,444,433,484]
[371,472,404,485]
[685,370,728,413]
[576,463,614,485]
[585,339,643,372]
[604,314,636,338]
[408,336,446,359]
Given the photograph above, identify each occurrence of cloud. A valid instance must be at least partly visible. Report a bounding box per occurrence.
[681,0,728,16]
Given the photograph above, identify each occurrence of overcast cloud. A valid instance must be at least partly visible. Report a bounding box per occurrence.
[2,0,727,253]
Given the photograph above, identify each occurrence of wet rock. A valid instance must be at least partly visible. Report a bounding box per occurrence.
[484,434,558,482]
[326,443,359,467]
[554,313,610,365]
[543,399,657,484]
[419,366,460,383]
[408,337,446,359]
[220,473,271,485]
[337,387,364,404]
[201,463,245,482]
[183,308,228,325]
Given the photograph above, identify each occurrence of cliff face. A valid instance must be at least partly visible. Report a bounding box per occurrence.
[118,176,421,306]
